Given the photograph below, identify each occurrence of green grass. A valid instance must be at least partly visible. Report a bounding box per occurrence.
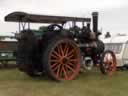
[0,68,127,96]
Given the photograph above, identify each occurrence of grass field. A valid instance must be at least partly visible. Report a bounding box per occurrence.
[0,68,127,96]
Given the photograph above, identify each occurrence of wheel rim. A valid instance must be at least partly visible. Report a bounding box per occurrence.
[103,52,116,76]
[49,39,80,80]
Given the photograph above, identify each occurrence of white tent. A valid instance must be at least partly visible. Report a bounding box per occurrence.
[102,35,128,67]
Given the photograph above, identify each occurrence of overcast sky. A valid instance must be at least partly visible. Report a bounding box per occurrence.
[0,0,128,36]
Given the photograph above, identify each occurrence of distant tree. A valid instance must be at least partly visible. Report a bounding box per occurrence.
[105,32,111,38]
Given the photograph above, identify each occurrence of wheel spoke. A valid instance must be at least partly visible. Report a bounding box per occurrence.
[64,43,69,56]
[110,55,113,61]
[50,59,59,63]
[62,66,68,79]
[104,64,109,69]
[52,50,61,57]
[104,54,110,65]
[68,54,74,59]
[111,63,116,69]
[65,64,75,73]
[106,54,109,64]
[56,64,61,77]
[51,63,58,68]
[70,59,78,62]
[104,56,107,62]
[53,64,60,72]
[68,62,74,67]
[56,44,64,56]
[51,54,59,59]
[67,49,75,57]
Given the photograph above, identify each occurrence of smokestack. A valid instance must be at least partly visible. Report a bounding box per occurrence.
[92,12,98,33]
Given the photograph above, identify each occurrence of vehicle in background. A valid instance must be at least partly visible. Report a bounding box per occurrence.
[0,37,17,67]
[102,35,128,68]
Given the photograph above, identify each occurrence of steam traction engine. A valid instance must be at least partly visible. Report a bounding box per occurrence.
[5,12,117,81]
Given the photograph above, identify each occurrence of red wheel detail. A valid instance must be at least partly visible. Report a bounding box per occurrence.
[51,63,58,68]
[49,39,80,80]
[102,51,117,76]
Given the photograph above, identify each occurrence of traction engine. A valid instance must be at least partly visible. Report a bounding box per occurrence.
[5,12,117,81]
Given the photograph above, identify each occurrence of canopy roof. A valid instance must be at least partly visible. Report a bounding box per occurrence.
[5,12,91,24]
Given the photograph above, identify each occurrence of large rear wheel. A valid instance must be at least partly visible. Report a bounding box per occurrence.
[43,37,81,81]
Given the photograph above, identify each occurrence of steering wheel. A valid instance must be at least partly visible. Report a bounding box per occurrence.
[47,24,63,32]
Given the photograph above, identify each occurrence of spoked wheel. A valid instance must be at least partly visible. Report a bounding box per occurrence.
[43,37,81,81]
[100,50,117,76]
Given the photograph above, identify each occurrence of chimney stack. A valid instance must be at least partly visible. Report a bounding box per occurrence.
[92,12,98,33]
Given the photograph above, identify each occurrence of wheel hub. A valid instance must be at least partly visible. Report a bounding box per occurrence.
[62,57,68,64]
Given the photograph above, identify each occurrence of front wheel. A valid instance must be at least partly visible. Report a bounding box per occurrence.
[100,50,117,76]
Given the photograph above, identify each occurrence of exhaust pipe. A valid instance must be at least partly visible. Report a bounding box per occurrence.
[92,12,98,33]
